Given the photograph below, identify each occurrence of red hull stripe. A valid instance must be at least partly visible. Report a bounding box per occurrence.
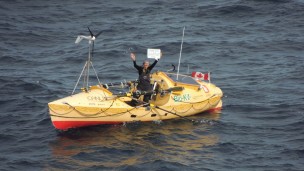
[52,121,122,130]
[207,107,222,113]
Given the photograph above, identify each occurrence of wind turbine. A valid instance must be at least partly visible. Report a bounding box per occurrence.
[72,27,103,94]
[75,27,102,57]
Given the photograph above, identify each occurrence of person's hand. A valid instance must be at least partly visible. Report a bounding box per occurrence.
[160,51,163,58]
[130,53,136,61]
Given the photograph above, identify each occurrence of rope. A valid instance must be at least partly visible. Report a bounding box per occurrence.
[49,100,150,119]
[49,94,221,119]
[49,106,74,115]
[64,100,115,117]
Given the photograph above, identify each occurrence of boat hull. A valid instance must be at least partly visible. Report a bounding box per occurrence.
[48,72,223,130]
[49,96,222,130]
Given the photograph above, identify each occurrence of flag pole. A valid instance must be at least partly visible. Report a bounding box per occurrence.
[176,27,185,81]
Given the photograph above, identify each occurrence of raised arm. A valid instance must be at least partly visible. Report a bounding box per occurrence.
[130,53,141,70]
[148,59,158,70]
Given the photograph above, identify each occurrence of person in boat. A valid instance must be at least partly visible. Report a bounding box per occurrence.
[130,52,161,105]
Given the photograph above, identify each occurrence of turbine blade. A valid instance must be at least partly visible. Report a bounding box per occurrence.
[95,31,102,38]
[75,36,83,44]
[88,27,94,37]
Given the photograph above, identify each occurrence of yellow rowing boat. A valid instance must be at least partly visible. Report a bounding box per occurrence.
[48,71,223,130]
[48,28,223,130]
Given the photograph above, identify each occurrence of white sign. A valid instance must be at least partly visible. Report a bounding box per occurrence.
[147,49,161,59]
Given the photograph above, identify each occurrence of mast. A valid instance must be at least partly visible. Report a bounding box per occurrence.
[176,27,185,80]
[86,40,93,89]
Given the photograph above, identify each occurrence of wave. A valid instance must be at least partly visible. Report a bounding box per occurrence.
[187,4,255,18]
[217,5,255,15]
[246,0,289,3]
[121,159,195,171]
[281,148,304,158]
[209,142,242,154]
[0,55,30,64]
[0,133,17,143]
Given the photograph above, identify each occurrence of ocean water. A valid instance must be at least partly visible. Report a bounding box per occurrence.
[0,0,304,170]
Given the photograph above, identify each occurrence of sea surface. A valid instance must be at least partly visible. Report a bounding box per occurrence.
[0,0,303,170]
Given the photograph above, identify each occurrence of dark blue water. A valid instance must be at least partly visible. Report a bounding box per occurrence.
[1,0,304,170]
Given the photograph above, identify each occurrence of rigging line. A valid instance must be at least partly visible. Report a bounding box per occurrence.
[83,62,87,89]
[72,61,88,95]
[91,69,107,99]
[90,61,108,98]
[90,61,102,86]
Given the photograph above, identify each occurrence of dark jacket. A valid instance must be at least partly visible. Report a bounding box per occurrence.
[133,60,158,91]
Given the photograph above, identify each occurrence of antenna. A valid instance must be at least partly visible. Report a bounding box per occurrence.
[176,27,185,80]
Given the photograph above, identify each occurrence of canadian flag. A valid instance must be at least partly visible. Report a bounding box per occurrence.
[191,72,210,81]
